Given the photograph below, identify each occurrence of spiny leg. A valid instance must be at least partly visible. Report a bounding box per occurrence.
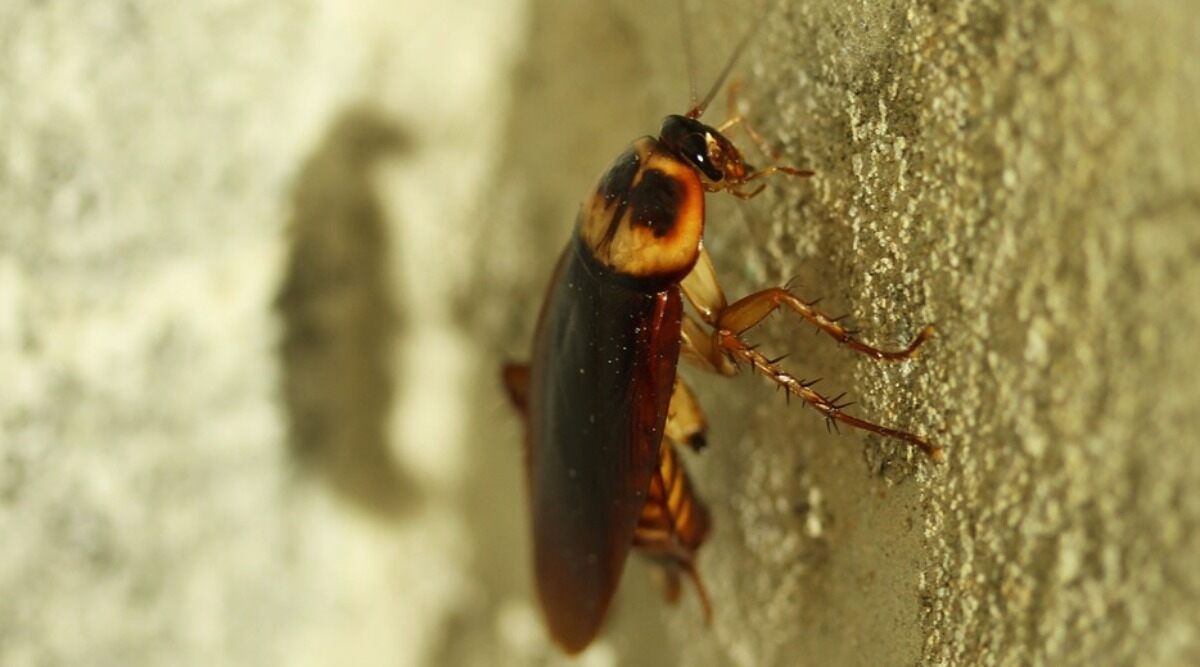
[717,287,935,361]
[714,330,942,461]
[682,246,934,361]
[679,249,940,459]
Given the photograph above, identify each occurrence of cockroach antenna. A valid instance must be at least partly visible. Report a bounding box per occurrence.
[684,1,770,119]
[677,0,699,111]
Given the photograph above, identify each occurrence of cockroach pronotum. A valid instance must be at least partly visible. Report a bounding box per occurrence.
[501,8,941,655]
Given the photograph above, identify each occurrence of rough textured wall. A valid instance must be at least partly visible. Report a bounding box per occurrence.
[3,0,1198,666]
[481,0,1200,666]
[0,1,526,666]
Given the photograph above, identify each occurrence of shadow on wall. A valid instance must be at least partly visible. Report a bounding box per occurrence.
[275,107,414,518]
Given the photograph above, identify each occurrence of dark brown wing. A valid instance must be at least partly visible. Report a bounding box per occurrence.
[525,238,682,653]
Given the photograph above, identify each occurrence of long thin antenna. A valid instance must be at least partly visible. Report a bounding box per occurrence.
[686,3,768,119]
[677,0,699,111]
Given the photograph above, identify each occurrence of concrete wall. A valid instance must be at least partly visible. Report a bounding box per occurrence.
[3,1,1198,666]
[1,2,526,665]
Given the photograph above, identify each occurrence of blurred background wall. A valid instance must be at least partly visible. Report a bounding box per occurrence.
[2,1,1198,666]
[1,1,527,665]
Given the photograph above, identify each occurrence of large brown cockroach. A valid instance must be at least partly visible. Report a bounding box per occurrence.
[501,12,940,654]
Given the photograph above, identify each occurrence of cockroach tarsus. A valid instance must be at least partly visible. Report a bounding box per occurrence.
[500,12,941,656]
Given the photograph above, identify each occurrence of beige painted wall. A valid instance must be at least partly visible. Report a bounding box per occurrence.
[2,1,1197,666]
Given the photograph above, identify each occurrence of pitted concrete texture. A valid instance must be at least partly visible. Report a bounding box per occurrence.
[3,1,1197,666]
[1,2,526,666]
[485,1,1200,666]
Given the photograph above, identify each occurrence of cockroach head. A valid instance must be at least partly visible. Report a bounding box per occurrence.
[659,115,749,186]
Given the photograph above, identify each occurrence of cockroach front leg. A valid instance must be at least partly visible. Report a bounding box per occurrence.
[716,81,814,198]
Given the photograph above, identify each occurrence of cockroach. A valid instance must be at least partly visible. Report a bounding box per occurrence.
[501,9,941,655]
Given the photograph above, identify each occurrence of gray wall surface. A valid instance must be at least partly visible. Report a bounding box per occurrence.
[2,1,1197,666]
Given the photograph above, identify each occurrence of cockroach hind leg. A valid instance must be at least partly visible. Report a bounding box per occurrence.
[501,362,531,415]
[714,329,944,461]
[650,561,712,622]
[653,565,683,605]
[684,561,714,624]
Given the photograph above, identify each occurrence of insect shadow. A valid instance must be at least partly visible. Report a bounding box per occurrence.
[276,106,415,518]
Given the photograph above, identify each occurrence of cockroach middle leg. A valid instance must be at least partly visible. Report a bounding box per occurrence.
[681,315,738,376]
[718,288,936,361]
[682,247,935,361]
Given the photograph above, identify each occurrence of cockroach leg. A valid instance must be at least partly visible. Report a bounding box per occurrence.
[717,287,936,361]
[681,242,928,361]
[681,315,737,375]
[714,330,943,461]
[727,169,815,199]
[501,362,531,414]
[653,566,683,605]
[678,246,939,457]
[742,164,816,183]
[681,231,933,361]
[716,113,745,135]
[728,185,767,200]
[717,112,775,165]
[637,539,714,623]
[634,440,714,621]
[716,80,815,188]
[717,79,776,162]
[665,378,709,451]
[680,246,728,325]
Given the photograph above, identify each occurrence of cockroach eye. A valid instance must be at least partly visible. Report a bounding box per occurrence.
[659,114,723,182]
